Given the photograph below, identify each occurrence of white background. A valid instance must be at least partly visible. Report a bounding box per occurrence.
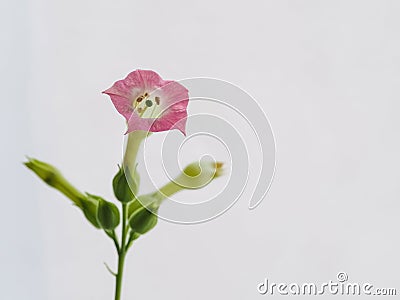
[2,0,400,299]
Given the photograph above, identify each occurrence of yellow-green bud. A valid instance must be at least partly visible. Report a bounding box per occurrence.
[155,160,224,200]
[24,157,85,206]
[24,157,103,228]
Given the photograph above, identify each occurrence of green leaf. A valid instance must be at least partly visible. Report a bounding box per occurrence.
[129,206,158,235]
[103,262,117,277]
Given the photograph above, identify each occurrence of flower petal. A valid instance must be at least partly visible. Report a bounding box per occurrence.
[105,94,133,121]
[103,70,147,122]
[103,70,144,98]
[158,80,189,109]
[137,70,165,90]
[126,108,187,135]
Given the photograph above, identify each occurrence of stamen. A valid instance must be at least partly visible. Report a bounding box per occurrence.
[148,101,158,118]
[139,106,148,117]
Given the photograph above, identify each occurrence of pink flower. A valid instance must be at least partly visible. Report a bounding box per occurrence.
[103,70,189,135]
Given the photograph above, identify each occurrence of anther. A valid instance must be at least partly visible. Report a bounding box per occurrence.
[155,96,160,105]
[136,96,144,103]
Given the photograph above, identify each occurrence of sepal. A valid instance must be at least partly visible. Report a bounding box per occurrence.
[80,196,101,228]
[88,194,120,230]
[129,205,158,235]
[112,165,139,203]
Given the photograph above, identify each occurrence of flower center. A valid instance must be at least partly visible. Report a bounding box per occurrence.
[133,92,161,118]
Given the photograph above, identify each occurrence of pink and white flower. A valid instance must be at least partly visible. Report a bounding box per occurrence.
[103,70,189,135]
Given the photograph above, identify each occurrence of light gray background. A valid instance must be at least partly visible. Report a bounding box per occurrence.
[2,0,400,299]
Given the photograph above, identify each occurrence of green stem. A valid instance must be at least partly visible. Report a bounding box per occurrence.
[125,230,138,251]
[115,203,128,300]
[114,130,149,300]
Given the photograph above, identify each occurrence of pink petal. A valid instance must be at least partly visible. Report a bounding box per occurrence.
[137,70,165,90]
[103,70,144,98]
[103,70,147,122]
[105,94,133,121]
[158,80,189,109]
[127,108,188,135]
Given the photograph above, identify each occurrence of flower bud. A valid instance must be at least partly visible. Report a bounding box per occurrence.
[155,160,224,200]
[24,157,84,206]
[112,165,138,203]
[91,194,120,230]
[129,206,158,235]
[24,158,102,228]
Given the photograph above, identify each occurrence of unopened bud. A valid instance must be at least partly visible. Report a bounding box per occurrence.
[24,157,85,206]
[112,165,138,203]
[92,194,120,230]
[155,160,225,200]
[129,206,158,235]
